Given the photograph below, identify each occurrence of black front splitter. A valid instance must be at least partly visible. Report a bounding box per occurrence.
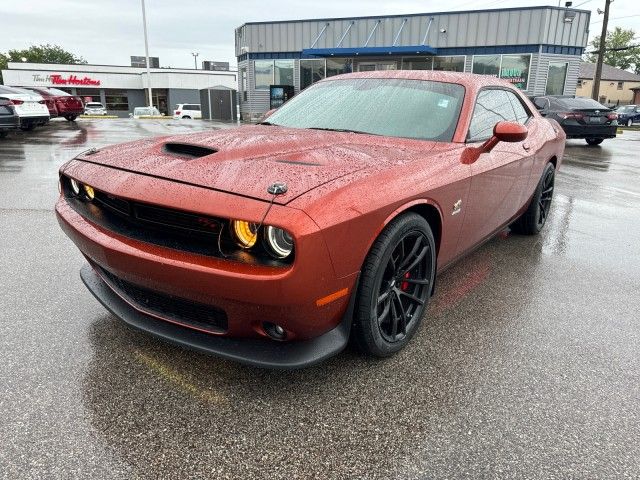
[80,264,354,369]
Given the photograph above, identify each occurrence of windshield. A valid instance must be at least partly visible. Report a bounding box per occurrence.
[86,103,103,108]
[267,78,465,142]
[618,105,635,113]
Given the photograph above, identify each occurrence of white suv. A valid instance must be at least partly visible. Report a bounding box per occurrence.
[0,85,50,131]
[84,102,107,115]
[173,103,201,119]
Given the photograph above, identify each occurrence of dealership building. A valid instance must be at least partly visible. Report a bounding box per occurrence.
[235,6,590,120]
[1,62,237,117]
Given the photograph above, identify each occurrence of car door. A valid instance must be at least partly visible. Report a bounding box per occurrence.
[456,88,535,255]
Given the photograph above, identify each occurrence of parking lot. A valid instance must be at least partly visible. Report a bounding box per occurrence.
[1,118,639,479]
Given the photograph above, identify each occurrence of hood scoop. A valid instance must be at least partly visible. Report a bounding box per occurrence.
[163,142,217,159]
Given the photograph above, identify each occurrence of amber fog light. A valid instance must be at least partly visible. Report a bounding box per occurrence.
[263,322,287,340]
[232,220,258,248]
[83,184,95,200]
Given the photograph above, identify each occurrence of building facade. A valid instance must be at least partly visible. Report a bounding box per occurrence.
[235,6,590,120]
[576,62,640,106]
[2,63,237,117]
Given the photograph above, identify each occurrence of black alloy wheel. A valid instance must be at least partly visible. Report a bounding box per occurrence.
[537,165,555,229]
[353,213,436,357]
[510,162,555,235]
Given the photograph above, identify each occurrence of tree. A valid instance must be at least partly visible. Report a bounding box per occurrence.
[586,27,640,74]
[0,44,87,84]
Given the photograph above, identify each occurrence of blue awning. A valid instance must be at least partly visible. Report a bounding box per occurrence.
[302,45,437,57]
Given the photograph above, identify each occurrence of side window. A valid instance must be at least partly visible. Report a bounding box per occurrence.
[467,90,518,142]
[505,91,531,124]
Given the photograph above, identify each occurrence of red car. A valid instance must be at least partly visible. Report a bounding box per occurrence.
[23,87,84,121]
[56,71,565,368]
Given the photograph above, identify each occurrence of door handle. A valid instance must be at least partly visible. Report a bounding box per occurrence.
[523,144,531,151]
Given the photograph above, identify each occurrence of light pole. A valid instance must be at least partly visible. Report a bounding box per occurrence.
[192,52,199,69]
[141,0,153,108]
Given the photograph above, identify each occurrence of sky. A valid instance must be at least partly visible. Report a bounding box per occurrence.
[1,0,639,69]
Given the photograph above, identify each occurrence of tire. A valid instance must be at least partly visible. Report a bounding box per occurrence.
[182,116,191,119]
[352,213,436,357]
[511,162,555,235]
[0,131,8,139]
[20,124,35,131]
[64,115,78,121]
[585,138,604,146]
[628,119,633,127]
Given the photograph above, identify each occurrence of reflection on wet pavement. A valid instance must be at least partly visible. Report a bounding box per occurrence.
[1,121,639,479]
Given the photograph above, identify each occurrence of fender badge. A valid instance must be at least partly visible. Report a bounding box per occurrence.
[452,199,462,215]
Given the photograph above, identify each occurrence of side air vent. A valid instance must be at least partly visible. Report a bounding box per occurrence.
[163,142,217,158]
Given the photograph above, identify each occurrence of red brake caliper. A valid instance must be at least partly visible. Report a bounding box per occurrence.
[401,272,410,291]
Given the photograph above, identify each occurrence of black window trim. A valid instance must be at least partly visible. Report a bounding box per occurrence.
[465,86,533,144]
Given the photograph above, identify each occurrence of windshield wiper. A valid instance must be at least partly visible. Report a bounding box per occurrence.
[307,127,375,135]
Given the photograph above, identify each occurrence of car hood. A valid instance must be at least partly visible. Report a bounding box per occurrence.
[76,125,446,204]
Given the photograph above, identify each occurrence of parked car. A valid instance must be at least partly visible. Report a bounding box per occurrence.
[0,98,19,138]
[0,85,50,131]
[15,87,58,118]
[530,95,617,145]
[84,102,108,116]
[56,71,565,368]
[615,104,640,126]
[21,86,84,121]
[131,106,161,118]
[173,103,202,119]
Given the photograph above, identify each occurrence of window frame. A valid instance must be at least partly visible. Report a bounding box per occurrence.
[465,87,533,143]
[253,60,275,90]
[545,61,569,96]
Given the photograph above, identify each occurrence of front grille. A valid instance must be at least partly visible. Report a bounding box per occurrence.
[61,176,293,267]
[98,266,228,334]
[92,189,223,235]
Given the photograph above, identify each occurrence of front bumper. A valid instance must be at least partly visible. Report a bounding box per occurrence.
[81,263,353,369]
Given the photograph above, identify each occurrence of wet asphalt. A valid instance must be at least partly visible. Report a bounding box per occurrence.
[0,118,639,479]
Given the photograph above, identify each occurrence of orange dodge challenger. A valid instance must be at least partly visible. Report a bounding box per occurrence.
[56,71,565,368]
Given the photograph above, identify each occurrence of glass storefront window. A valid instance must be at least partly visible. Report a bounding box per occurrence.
[300,60,325,90]
[500,54,531,90]
[433,56,465,72]
[254,60,274,90]
[104,89,128,110]
[326,58,352,78]
[402,57,433,70]
[546,62,568,95]
[75,88,100,103]
[472,55,501,77]
[274,60,294,86]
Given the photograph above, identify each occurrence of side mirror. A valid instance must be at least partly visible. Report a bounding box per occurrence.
[462,121,528,164]
[494,121,528,143]
[481,121,527,153]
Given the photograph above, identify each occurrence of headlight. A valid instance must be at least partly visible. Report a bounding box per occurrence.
[83,184,95,200]
[264,226,293,258]
[70,178,81,195]
[232,220,258,248]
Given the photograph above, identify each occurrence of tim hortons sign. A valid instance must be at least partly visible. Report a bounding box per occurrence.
[32,74,101,86]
